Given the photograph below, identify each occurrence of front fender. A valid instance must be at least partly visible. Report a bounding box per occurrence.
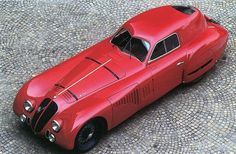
[13,51,86,115]
[52,98,112,150]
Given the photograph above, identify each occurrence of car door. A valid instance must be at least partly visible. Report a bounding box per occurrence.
[147,33,186,100]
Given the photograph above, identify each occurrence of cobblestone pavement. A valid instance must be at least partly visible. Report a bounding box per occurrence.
[0,0,236,153]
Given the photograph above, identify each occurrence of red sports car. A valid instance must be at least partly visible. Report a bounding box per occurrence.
[13,5,228,153]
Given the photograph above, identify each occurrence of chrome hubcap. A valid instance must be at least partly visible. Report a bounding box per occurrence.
[86,131,94,141]
[80,125,95,144]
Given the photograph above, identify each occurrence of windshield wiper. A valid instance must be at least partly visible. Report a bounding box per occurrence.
[122,38,133,59]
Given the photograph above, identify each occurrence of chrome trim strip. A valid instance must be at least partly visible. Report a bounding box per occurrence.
[85,57,120,80]
[54,58,112,98]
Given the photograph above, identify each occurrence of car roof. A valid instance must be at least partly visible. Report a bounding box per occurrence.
[123,5,197,44]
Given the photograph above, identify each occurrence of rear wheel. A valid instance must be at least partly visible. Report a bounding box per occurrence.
[190,75,204,84]
[184,63,216,86]
[74,119,106,153]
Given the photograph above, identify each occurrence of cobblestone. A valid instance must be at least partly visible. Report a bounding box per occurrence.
[0,0,236,153]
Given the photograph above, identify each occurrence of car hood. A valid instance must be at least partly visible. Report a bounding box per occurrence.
[50,54,125,103]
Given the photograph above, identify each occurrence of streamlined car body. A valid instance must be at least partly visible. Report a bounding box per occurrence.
[13,5,228,153]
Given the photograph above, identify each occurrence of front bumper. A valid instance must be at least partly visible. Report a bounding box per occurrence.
[17,113,77,150]
[13,95,78,151]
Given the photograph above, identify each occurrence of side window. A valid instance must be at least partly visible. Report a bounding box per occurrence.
[150,33,180,61]
[165,34,179,52]
[150,41,166,60]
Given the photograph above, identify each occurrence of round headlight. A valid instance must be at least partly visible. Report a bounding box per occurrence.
[20,114,27,123]
[23,100,33,112]
[48,133,56,143]
[51,120,61,132]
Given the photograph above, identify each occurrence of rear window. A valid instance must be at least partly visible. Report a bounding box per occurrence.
[172,5,195,15]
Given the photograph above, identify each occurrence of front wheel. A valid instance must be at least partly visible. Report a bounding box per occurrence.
[74,120,105,153]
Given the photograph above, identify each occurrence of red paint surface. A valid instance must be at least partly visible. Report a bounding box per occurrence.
[13,5,228,150]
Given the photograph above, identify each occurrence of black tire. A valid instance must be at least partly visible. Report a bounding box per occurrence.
[190,75,204,84]
[185,60,217,86]
[74,119,105,153]
[183,75,204,87]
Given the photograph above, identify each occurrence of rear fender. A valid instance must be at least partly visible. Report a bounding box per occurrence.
[183,26,227,82]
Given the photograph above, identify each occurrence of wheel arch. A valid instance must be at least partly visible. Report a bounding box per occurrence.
[88,116,108,132]
[73,116,108,149]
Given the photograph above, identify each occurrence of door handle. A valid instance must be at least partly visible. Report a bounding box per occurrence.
[177,61,184,66]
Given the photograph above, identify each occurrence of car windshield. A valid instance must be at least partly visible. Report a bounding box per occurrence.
[111,29,150,62]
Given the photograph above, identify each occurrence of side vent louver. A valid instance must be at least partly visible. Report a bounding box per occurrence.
[142,81,155,98]
[115,89,139,106]
[143,84,151,98]
[54,84,78,102]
